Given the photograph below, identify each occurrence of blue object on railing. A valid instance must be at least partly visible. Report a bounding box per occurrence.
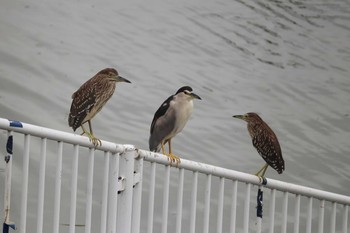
[3,134,16,232]
[256,188,263,218]
[9,120,23,128]
[5,136,13,163]
[3,222,16,233]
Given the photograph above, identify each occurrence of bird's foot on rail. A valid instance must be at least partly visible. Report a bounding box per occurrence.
[166,153,181,167]
[85,132,102,147]
[256,175,267,185]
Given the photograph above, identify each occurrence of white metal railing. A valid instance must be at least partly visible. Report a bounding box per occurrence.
[0,118,349,233]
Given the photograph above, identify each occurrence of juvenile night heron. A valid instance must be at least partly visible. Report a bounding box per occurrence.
[68,68,131,147]
[149,86,201,165]
[233,112,284,177]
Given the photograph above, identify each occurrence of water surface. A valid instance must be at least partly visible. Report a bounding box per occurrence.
[0,0,349,232]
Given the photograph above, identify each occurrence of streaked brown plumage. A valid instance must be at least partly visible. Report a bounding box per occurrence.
[233,112,284,177]
[68,68,131,146]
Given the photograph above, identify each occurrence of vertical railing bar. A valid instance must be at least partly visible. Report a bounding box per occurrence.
[107,152,119,233]
[147,162,156,233]
[20,134,30,233]
[217,177,225,233]
[306,197,312,233]
[116,148,136,233]
[53,141,63,233]
[190,171,198,233]
[132,157,144,233]
[229,180,238,233]
[243,183,251,233]
[69,144,79,233]
[100,152,110,233]
[84,149,95,233]
[161,165,171,233]
[281,192,288,233]
[175,168,185,233]
[36,138,47,233]
[293,194,300,233]
[342,205,348,233]
[4,131,14,231]
[269,189,276,233]
[256,186,262,233]
[330,202,336,233]
[318,200,325,233]
[203,174,212,233]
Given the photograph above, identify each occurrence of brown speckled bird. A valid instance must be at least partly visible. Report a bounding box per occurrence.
[233,112,284,177]
[68,68,131,146]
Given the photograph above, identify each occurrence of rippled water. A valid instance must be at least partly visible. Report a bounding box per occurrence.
[0,0,350,232]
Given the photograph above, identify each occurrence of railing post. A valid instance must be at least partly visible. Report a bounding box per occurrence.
[190,171,198,233]
[281,192,289,233]
[269,189,276,233]
[36,138,47,233]
[147,162,156,233]
[100,152,110,233]
[85,149,95,233]
[107,152,120,233]
[203,174,212,233]
[20,134,30,233]
[175,168,185,233]
[306,197,313,233]
[116,146,136,233]
[3,132,16,231]
[330,202,336,233]
[161,165,171,233]
[229,180,238,233]
[132,155,143,233]
[342,205,348,233]
[69,145,79,233]
[318,200,325,233]
[243,183,251,233]
[293,194,300,233]
[217,177,225,233]
[53,141,63,233]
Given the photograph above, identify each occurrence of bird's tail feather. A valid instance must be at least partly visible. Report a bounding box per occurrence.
[149,136,161,152]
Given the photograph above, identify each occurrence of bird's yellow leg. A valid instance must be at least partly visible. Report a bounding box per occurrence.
[88,120,94,136]
[80,123,87,136]
[167,139,181,166]
[81,121,101,147]
[255,163,268,177]
[161,141,173,164]
[260,164,269,177]
[81,124,89,136]
[161,141,166,155]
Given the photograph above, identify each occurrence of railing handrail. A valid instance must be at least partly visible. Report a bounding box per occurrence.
[0,118,125,153]
[139,150,350,205]
[1,117,349,206]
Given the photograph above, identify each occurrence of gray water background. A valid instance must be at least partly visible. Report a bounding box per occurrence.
[0,0,350,232]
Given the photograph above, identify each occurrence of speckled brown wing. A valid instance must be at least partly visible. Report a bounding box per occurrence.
[252,123,284,174]
[68,79,97,131]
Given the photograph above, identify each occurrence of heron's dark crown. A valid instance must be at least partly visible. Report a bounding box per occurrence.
[98,68,118,76]
[245,112,264,123]
[176,86,193,94]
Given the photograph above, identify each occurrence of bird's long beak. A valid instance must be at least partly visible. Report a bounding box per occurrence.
[190,93,201,100]
[233,114,245,120]
[116,76,131,83]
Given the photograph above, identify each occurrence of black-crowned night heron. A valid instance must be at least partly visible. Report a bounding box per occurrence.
[68,68,131,146]
[233,112,284,177]
[149,86,201,165]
